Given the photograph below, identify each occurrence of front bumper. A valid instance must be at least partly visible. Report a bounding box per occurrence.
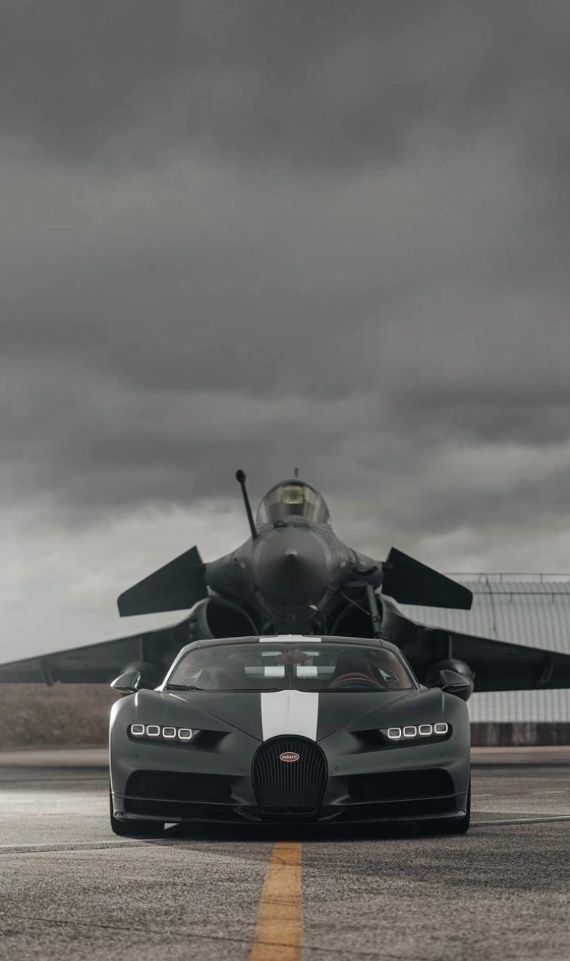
[110,728,470,826]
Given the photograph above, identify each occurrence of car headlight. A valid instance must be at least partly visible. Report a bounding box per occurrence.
[129,724,195,742]
[381,722,449,743]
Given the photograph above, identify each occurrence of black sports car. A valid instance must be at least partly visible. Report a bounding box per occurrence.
[109,635,471,835]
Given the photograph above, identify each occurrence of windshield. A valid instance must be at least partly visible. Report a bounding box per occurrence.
[167,643,415,692]
[256,481,330,526]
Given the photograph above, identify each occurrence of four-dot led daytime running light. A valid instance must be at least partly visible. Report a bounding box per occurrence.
[383,722,449,742]
[129,723,194,742]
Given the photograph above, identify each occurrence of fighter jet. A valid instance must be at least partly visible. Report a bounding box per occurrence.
[2,471,570,692]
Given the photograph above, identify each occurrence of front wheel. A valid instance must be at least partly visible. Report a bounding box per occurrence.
[109,789,164,837]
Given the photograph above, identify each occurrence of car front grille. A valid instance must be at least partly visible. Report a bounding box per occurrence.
[252,736,327,815]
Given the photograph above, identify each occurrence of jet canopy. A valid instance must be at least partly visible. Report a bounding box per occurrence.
[256,481,331,526]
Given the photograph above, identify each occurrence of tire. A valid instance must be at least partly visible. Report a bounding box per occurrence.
[109,788,164,837]
[418,777,471,836]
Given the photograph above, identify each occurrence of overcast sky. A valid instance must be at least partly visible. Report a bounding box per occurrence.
[3,1,570,660]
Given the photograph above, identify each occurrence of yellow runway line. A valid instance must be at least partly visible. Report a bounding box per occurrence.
[248,842,303,961]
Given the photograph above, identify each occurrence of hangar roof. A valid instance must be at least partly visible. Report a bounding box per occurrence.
[396,575,570,654]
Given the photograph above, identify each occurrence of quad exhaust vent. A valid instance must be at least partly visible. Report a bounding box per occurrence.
[252,736,327,815]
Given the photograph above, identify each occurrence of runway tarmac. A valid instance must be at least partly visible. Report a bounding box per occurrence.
[0,748,568,961]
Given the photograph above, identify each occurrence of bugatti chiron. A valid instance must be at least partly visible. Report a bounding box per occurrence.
[109,634,471,835]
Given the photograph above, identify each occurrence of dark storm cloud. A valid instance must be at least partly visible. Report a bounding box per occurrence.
[3,0,570,580]
[2,1,570,176]
[3,138,570,546]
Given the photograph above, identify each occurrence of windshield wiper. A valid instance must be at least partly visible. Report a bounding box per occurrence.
[188,687,282,693]
[165,683,205,691]
[303,687,381,693]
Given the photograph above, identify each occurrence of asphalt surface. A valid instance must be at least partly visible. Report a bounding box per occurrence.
[0,748,568,961]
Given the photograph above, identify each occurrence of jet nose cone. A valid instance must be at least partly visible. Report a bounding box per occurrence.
[253,527,329,608]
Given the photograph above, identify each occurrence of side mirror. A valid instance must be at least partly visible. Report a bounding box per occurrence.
[110,670,142,695]
[110,662,163,695]
[437,669,473,702]
[137,669,162,690]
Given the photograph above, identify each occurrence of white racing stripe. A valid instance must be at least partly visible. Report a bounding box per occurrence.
[258,636,321,740]
[261,690,319,741]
